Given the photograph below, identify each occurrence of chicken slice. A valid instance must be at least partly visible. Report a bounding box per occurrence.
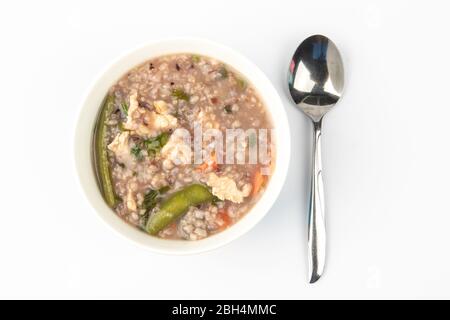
[153,100,169,114]
[161,129,192,165]
[126,187,137,212]
[107,131,135,168]
[206,172,251,203]
[123,94,177,138]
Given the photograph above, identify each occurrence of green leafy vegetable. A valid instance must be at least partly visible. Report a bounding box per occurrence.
[224,105,232,114]
[118,122,128,132]
[130,132,171,162]
[158,132,170,147]
[140,186,172,228]
[218,66,228,79]
[237,78,247,90]
[212,195,223,205]
[130,145,142,160]
[143,132,170,156]
[121,102,129,116]
[158,186,170,194]
[144,139,160,152]
[171,88,190,101]
[142,190,159,211]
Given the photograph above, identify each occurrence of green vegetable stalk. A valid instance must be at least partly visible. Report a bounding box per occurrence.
[94,95,118,208]
[171,88,190,101]
[146,184,214,235]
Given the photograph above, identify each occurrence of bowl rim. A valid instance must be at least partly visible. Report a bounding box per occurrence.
[73,37,290,255]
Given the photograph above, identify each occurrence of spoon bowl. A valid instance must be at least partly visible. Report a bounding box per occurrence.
[288,35,344,121]
[288,35,344,283]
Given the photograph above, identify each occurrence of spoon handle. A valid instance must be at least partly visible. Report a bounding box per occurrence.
[308,119,326,283]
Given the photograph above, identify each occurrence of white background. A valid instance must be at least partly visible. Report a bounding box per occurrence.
[1,0,449,299]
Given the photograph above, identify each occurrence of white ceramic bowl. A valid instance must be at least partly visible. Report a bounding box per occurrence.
[74,38,290,254]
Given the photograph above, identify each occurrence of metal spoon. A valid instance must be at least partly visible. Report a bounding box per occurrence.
[288,35,344,283]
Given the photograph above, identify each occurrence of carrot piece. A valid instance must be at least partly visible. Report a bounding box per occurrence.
[218,210,231,230]
[169,222,177,229]
[195,152,218,172]
[252,168,266,196]
[195,162,209,172]
[210,152,218,171]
